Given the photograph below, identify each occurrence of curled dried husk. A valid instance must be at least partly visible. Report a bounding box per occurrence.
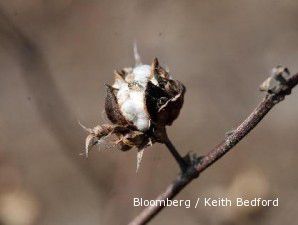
[105,84,132,126]
[146,58,186,126]
[82,123,153,157]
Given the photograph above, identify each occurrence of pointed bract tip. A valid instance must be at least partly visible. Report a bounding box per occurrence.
[150,57,159,79]
[105,83,114,89]
[114,70,124,77]
[136,149,144,172]
[78,121,92,133]
[153,57,159,67]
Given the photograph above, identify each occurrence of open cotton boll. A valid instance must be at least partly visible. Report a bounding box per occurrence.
[86,52,186,171]
[113,61,172,131]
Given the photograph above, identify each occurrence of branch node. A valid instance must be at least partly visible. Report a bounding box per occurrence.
[260,65,292,95]
[182,153,203,178]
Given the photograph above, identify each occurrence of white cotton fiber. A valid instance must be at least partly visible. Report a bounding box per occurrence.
[116,83,130,106]
[114,64,156,131]
[133,65,151,87]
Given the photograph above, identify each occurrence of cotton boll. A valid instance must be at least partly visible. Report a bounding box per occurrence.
[114,61,171,132]
[87,56,185,166]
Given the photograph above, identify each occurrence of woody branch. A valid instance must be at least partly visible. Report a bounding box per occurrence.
[128,71,298,225]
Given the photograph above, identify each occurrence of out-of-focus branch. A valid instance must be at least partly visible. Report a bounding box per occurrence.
[128,71,298,225]
[0,7,105,192]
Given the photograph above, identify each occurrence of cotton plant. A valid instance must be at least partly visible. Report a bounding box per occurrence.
[82,45,186,171]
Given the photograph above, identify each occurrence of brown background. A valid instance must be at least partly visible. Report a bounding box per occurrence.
[0,1,297,225]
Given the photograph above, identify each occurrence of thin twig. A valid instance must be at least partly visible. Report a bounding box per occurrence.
[128,72,298,225]
[164,134,188,172]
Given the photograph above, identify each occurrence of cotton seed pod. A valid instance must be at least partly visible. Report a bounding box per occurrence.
[105,57,185,129]
[83,48,185,170]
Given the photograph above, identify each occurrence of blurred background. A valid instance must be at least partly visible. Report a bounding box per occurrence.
[0,0,297,225]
